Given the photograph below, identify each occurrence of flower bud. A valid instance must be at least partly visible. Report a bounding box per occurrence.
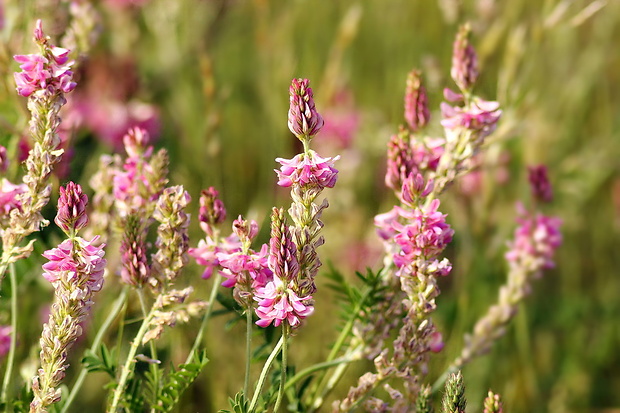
[287,78,324,139]
[198,187,226,234]
[404,70,430,132]
[451,23,479,92]
[527,165,553,203]
[55,182,88,234]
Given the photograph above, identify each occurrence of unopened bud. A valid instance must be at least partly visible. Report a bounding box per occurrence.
[451,23,479,92]
[55,182,88,234]
[404,70,430,132]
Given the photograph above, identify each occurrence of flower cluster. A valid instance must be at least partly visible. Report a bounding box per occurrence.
[287,78,324,139]
[112,127,168,217]
[14,20,76,97]
[275,150,339,189]
[31,183,106,412]
[254,208,313,328]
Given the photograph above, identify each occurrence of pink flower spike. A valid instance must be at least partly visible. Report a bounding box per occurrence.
[404,70,430,132]
[254,277,313,328]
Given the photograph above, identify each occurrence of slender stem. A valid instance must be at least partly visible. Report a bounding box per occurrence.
[307,286,371,406]
[273,324,289,412]
[1,264,18,404]
[61,287,129,413]
[185,273,222,364]
[284,356,356,392]
[248,336,284,413]
[108,305,156,412]
[138,289,160,411]
[244,304,253,398]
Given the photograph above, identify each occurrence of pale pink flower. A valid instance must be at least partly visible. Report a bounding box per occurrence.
[505,204,562,273]
[0,178,26,215]
[254,276,314,328]
[440,97,501,139]
[275,150,340,189]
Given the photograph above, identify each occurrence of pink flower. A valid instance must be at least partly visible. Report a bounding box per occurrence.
[55,182,88,234]
[217,244,272,289]
[528,165,553,203]
[392,199,454,276]
[505,205,562,274]
[374,206,400,242]
[275,150,340,189]
[451,23,479,92]
[288,78,324,139]
[13,21,76,97]
[440,98,501,139]
[188,234,242,279]
[404,69,430,132]
[428,331,445,353]
[42,236,106,294]
[0,326,12,358]
[0,179,26,215]
[254,276,314,328]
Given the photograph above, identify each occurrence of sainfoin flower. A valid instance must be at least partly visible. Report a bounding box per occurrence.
[217,244,272,289]
[288,78,324,139]
[392,199,454,277]
[189,234,241,280]
[275,150,340,189]
[254,276,314,327]
[505,205,562,274]
[528,165,553,203]
[440,98,501,139]
[0,326,12,358]
[0,179,26,216]
[55,181,88,234]
[14,21,76,97]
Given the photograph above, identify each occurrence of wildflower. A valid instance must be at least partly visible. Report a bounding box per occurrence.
[0,326,12,358]
[505,205,562,273]
[119,214,150,287]
[275,150,339,189]
[14,20,76,97]
[54,181,88,235]
[0,179,26,216]
[254,276,313,328]
[451,23,478,92]
[189,234,241,280]
[404,69,430,132]
[198,187,226,235]
[31,184,106,412]
[288,78,324,139]
[217,244,271,289]
[528,164,553,203]
[440,97,501,140]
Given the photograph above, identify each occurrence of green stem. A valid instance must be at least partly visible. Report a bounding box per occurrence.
[244,303,253,398]
[1,264,18,405]
[284,356,356,392]
[248,336,284,413]
[61,287,129,413]
[108,304,156,412]
[138,289,160,411]
[273,324,289,412]
[185,273,222,365]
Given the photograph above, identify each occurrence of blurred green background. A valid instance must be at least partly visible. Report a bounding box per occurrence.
[1,0,619,411]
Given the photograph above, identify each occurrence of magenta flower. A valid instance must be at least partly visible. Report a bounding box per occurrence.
[13,21,76,97]
[198,187,226,235]
[254,276,314,328]
[528,165,553,203]
[275,150,340,189]
[55,182,88,234]
[400,173,434,206]
[188,234,242,279]
[392,199,454,276]
[42,236,106,294]
[0,326,12,358]
[288,78,324,139]
[385,134,444,192]
[217,244,272,289]
[505,205,562,274]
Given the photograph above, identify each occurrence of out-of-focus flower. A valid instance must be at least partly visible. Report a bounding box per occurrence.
[119,214,149,287]
[451,23,478,92]
[440,98,501,140]
[0,179,26,216]
[505,205,562,273]
[288,78,324,139]
[404,69,430,132]
[0,326,12,358]
[198,187,226,235]
[275,150,340,189]
[374,206,400,242]
[189,234,241,280]
[0,146,8,173]
[528,165,553,203]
